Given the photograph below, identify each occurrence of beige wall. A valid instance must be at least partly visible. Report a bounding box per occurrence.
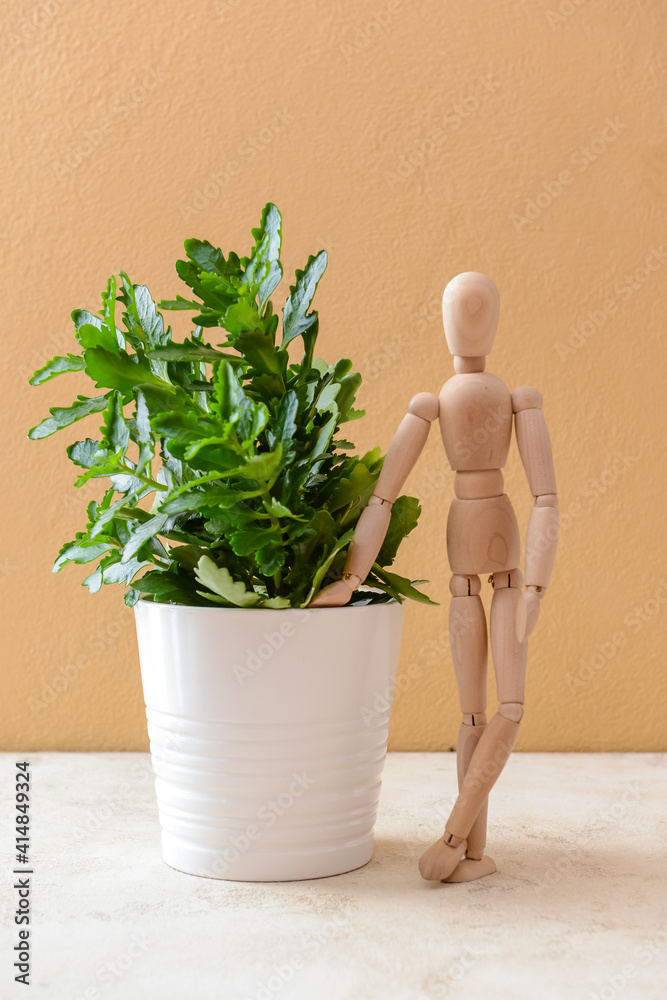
[3,0,666,751]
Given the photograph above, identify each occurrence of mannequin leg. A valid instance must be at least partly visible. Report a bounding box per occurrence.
[419,574,494,882]
[419,569,527,881]
[444,574,496,882]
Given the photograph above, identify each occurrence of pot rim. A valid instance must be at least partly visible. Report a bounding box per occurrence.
[135,593,402,613]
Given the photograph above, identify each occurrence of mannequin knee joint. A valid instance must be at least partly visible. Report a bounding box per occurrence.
[490,568,523,591]
[450,574,481,597]
[499,702,523,723]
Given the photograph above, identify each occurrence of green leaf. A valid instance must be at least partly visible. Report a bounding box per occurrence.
[129,390,153,475]
[67,438,110,469]
[121,513,169,563]
[72,309,102,334]
[147,343,243,364]
[267,391,298,451]
[194,555,262,607]
[294,509,336,563]
[223,301,263,335]
[77,322,121,355]
[169,545,208,571]
[184,239,227,276]
[88,493,138,539]
[29,354,84,386]
[158,294,201,311]
[133,570,215,606]
[244,202,283,308]
[234,327,285,377]
[326,461,376,512]
[101,274,123,348]
[309,406,338,463]
[74,452,126,488]
[377,495,422,567]
[53,534,115,572]
[262,595,291,609]
[281,250,327,348]
[238,445,283,481]
[229,524,282,558]
[371,564,437,605]
[336,372,362,422]
[133,284,170,349]
[255,541,285,576]
[212,362,268,442]
[85,551,152,591]
[102,392,130,454]
[159,485,254,515]
[263,496,303,519]
[103,553,153,586]
[28,394,110,440]
[302,528,355,606]
[83,564,103,594]
[83,346,171,397]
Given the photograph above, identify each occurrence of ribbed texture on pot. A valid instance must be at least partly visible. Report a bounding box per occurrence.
[135,600,405,880]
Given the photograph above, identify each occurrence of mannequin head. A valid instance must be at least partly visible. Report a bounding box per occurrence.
[442,272,500,358]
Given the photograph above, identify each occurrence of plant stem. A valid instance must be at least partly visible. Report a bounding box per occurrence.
[118,464,167,491]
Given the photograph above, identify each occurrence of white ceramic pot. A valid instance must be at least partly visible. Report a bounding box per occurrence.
[134,599,405,881]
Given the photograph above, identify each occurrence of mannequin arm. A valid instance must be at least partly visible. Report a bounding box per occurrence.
[512,386,559,641]
[310,392,439,607]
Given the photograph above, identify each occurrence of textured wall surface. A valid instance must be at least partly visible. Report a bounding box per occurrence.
[3,0,665,751]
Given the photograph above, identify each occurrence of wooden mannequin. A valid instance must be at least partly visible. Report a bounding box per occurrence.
[311,272,558,883]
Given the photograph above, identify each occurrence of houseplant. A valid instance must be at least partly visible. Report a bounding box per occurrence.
[29,203,434,879]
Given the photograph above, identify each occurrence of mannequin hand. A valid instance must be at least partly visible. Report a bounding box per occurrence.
[310,575,359,608]
[516,586,543,643]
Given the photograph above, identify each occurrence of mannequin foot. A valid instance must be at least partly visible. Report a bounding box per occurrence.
[419,836,467,881]
[442,854,497,883]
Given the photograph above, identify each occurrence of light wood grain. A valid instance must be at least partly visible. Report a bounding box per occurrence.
[447,495,521,574]
[513,392,557,497]
[439,372,513,471]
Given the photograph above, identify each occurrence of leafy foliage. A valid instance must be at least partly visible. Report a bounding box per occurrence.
[29,205,432,609]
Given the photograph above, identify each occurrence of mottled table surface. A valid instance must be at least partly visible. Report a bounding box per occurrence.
[1,752,665,999]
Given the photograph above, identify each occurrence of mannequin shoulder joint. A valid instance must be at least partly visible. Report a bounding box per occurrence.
[512,385,543,413]
[408,392,439,422]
